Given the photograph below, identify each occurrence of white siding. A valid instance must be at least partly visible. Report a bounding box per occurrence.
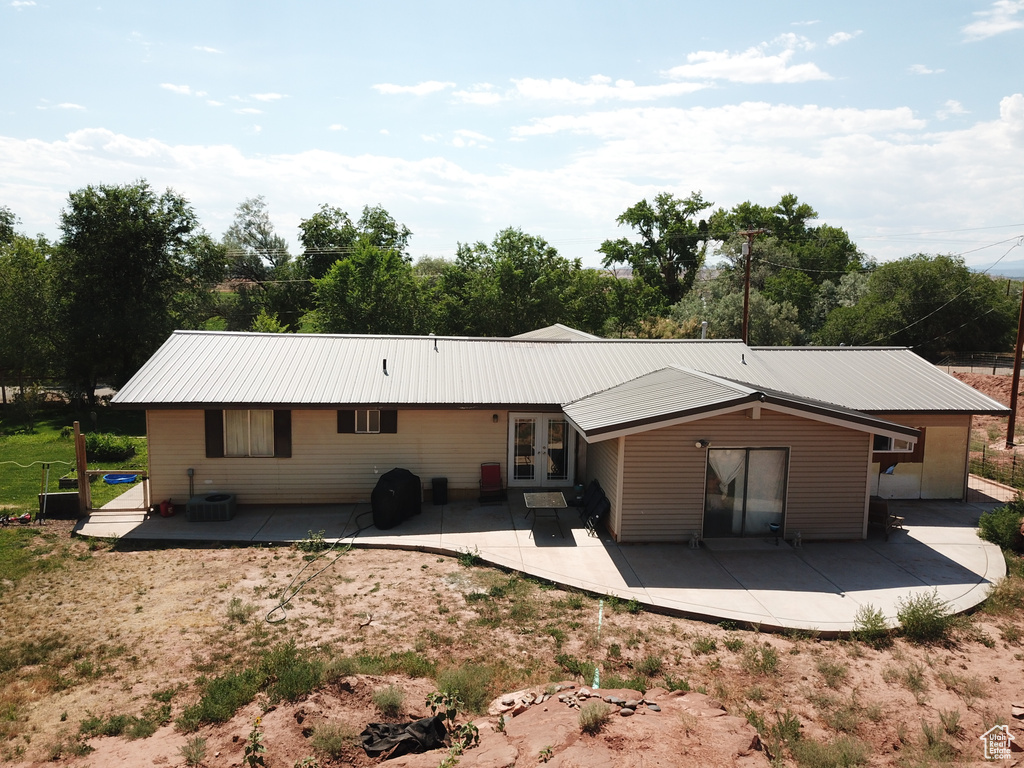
[871,413,971,500]
[147,409,509,504]
[585,438,622,537]
[617,409,870,542]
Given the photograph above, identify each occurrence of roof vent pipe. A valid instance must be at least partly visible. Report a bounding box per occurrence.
[383,358,388,375]
[741,353,746,365]
[701,321,708,339]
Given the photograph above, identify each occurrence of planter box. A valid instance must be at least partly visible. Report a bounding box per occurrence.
[39,492,81,519]
[58,474,97,490]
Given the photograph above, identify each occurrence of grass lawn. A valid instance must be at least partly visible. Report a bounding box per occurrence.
[0,407,147,515]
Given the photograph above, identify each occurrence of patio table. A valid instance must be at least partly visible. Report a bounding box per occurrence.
[524,491,567,538]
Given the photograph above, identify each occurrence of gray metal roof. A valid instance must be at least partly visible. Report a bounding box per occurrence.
[111,331,1008,416]
[512,324,601,341]
[563,366,923,439]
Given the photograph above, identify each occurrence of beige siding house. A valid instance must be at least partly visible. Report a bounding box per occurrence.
[113,330,1007,543]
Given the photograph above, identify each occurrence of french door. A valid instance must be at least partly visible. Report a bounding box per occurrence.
[703,448,788,537]
[508,413,574,487]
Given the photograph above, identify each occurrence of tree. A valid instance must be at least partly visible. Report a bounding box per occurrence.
[0,205,16,246]
[599,191,713,306]
[439,228,580,336]
[0,232,54,400]
[306,241,424,334]
[52,180,222,403]
[815,254,1016,360]
[296,204,358,280]
[221,196,304,330]
[672,276,803,346]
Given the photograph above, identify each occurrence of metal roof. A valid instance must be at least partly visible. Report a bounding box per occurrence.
[563,366,923,440]
[512,324,601,341]
[111,331,1008,416]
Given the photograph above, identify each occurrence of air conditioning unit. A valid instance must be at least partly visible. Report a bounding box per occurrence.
[186,492,237,522]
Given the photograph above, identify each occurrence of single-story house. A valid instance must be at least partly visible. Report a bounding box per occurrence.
[111,329,1007,543]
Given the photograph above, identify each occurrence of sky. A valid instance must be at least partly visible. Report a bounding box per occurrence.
[2,0,1023,271]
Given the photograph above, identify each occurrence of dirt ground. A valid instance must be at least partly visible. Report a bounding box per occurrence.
[0,515,1022,768]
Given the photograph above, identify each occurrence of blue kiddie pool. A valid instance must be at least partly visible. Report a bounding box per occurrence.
[102,473,138,484]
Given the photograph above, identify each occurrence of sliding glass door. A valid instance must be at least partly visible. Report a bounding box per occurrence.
[703,448,788,537]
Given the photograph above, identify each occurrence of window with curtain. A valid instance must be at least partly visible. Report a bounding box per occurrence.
[704,448,788,537]
[224,410,276,457]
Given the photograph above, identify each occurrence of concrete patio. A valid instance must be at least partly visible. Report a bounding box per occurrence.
[74,482,1010,634]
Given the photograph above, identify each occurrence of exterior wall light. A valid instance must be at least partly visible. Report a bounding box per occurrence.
[695,439,710,449]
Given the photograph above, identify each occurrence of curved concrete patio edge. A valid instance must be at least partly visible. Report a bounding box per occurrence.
[74,493,1007,635]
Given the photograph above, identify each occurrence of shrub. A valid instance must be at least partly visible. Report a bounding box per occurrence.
[635,654,663,677]
[978,499,1024,551]
[790,735,869,768]
[851,604,891,648]
[372,685,405,719]
[437,664,493,714]
[742,643,779,675]
[84,433,136,462]
[896,590,954,644]
[691,636,717,656]
[554,653,596,684]
[816,659,848,689]
[179,736,207,767]
[578,701,612,735]
[311,721,358,758]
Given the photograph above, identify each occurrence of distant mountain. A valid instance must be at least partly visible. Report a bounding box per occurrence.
[974,259,1024,279]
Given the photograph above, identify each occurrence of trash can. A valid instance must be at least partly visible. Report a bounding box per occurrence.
[432,477,448,506]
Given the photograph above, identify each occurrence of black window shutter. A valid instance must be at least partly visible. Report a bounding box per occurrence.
[380,409,398,433]
[274,410,292,458]
[204,410,224,458]
[337,410,355,433]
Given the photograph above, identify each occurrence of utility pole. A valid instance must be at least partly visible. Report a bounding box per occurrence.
[738,229,767,345]
[1006,281,1024,447]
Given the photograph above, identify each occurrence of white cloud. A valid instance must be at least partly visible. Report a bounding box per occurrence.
[511,75,705,104]
[451,129,493,148]
[234,108,262,115]
[207,100,223,107]
[664,35,830,84]
[791,20,820,26]
[910,64,944,75]
[452,84,503,105]
[194,46,223,54]
[827,30,861,46]
[10,1,37,7]
[937,100,969,120]
[251,93,286,102]
[963,0,1024,41]
[380,128,390,135]
[1,96,1022,269]
[161,83,192,96]
[421,133,441,142]
[372,81,455,96]
[328,124,347,131]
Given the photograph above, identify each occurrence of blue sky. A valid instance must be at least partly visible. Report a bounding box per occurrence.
[2,0,1023,270]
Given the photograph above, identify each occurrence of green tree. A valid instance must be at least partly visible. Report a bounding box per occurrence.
[0,205,16,246]
[815,254,1016,360]
[306,241,424,334]
[0,232,55,399]
[440,228,580,336]
[221,196,305,330]
[599,191,713,306]
[672,277,803,346]
[296,204,358,280]
[52,180,222,403]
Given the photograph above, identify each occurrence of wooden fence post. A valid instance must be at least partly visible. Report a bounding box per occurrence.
[74,421,88,517]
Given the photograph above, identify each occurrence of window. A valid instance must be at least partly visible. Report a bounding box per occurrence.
[873,434,914,453]
[337,409,398,434]
[204,410,291,458]
[356,409,381,434]
[225,410,275,457]
[704,448,788,537]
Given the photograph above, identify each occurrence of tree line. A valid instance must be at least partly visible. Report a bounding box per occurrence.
[0,181,1016,406]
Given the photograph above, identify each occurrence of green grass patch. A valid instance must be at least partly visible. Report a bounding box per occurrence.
[437,664,493,714]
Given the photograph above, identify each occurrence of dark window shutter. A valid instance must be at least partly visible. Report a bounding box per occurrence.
[274,410,292,458]
[338,410,355,433]
[204,410,224,458]
[380,410,398,434]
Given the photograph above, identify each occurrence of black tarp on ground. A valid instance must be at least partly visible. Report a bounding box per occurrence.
[371,468,422,530]
[360,715,447,759]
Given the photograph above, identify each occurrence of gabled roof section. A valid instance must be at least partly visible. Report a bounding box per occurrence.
[511,324,600,341]
[563,366,922,442]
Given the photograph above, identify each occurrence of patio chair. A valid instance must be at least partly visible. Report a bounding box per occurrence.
[479,462,505,504]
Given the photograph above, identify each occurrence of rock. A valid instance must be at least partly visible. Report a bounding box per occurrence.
[1011,703,1024,719]
[620,707,635,716]
[624,699,640,709]
[511,701,530,717]
[647,704,661,712]
[501,696,516,706]
[579,688,591,698]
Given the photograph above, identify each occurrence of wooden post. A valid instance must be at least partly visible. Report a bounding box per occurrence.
[1007,282,1024,447]
[74,421,88,517]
